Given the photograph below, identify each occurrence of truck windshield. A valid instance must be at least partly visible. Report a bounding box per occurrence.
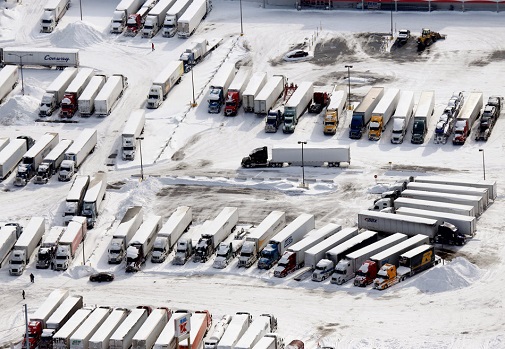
[369,121,380,130]
[55,255,66,260]
[42,19,52,24]
[315,265,326,271]
[355,270,366,277]
[350,118,361,129]
[82,203,93,212]
[324,121,335,126]
[60,165,71,171]
[225,101,236,107]
[278,262,288,267]
[334,269,345,275]
[240,252,251,257]
[153,247,164,252]
[109,249,120,254]
[148,94,159,99]
[10,260,22,265]
[412,121,424,133]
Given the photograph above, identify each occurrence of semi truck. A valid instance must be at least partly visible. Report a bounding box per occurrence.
[414,175,497,200]
[193,207,239,262]
[177,311,212,349]
[207,63,236,114]
[0,65,18,103]
[15,132,59,187]
[142,0,178,38]
[258,213,314,270]
[125,0,158,36]
[395,207,476,236]
[60,68,95,118]
[282,81,313,133]
[162,0,193,37]
[1,47,80,69]
[59,128,97,181]
[147,61,184,109]
[8,217,45,276]
[313,230,378,282]
[122,110,146,161]
[126,215,162,272]
[323,88,347,135]
[132,308,170,349]
[393,197,476,217]
[53,217,87,271]
[81,171,107,228]
[151,206,192,263]
[217,312,252,349]
[475,96,503,141]
[40,296,84,349]
[224,67,252,116]
[89,308,130,349]
[213,240,244,269]
[177,0,212,38]
[0,225,17,268]
[265,110,283,133]
[390,91,415,144]
[36,226,65,269]
[452,92,483,145]
[354,234,429,287]
[69,307,112,349]
[53,307,94,349]
[273,223,341,278]
[63,175,90,225]
[40,0,70,33]
[95,74,128,116]
[238,211,286,268]
[400,189,484,216]
[254,76,284,116]
[368,88,400,141]
[242,72,267,113]
[25,289,69,349]
[0,138,28,180]
[308,91,329,114]
[349,87,384,139]
[406,182,489,206]
[39,67,78,116]
[34,139,73,184]
[411,90,435,144]
[241,145,350,168]
[203,315,232,349]
[234,315,277,349]
[78,75,107,116]
[110,0,146,34]
[171,232,195,265]
[179,38,207,72]
[331,233,408,285]
[109,308,149,349]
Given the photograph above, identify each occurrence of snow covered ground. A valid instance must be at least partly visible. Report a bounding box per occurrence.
[1,0,505,347]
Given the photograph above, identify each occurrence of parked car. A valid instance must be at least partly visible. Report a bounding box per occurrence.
[89,272,115,282]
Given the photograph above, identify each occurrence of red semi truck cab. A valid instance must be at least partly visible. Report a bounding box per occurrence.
[274,251,297,277]
[126,14,142,35]
[224,90,240,116]
[23,320,43,349]
[353,260,379,287]
[60,93,78,118]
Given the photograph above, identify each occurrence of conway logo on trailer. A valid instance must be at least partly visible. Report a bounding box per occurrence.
[284,236,293,248]
[44,55,70,62]
[365,218,378,223]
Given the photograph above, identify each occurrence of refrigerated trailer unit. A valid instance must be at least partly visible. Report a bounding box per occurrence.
[254,76,284,115]
[304,227,359,269]
[9,216,45,275]
[78,75,107,116]
[88,308,129,349]
[406,182,489,207]
[69,307,112,349]
[0,138,28,180]
[0,65,19,102]
[95,74,128,116]
[358,210,440,238]
[414,176,497,201]
[400,189,484,216]
[242,72,267,113]
[109,308,149,349]
[394,197,476,217]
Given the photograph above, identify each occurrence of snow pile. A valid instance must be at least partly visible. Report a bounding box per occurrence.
[0,94,39,126]
[67,264,95,279]
[50,21,104,48]
[410,257,484,293]
[0,6,19,42]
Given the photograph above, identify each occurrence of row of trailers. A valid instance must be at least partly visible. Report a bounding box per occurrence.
[26,289,281,349]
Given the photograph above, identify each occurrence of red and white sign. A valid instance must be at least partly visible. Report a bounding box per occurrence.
[175,313,191,340]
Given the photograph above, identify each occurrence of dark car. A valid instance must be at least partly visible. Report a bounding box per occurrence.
[286,50,309,59]
[89,272,115,282]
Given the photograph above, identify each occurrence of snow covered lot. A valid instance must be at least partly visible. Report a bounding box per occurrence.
[0,0,505,347]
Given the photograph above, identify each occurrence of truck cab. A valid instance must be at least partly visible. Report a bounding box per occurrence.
[373,263,400,290]
[282,108,297,133]
[208,87,225,113]
[9,250,27,275]
[151,236,171,263]
[147,85,163,109]
[411,118,427,144]
[34,162,53,184]
[273,252,296,277]
[224,91,240,116]
[40,9,58,33]
[172,237,194,265]
[331,259,353,284]
[241,146,268,168]
[39,94,57,116]
[452,119,470,145]
[265,110,282,133]
[312,259,334,281]
[60,93,78,118]
[257,243,280,270]
[163,15,178,37]
[108,238,126,264]
[15,162,34,186]
[213,241,242,269]
[435,222,466,245]
[111,10,127,33]
[369,197,393,211]
[353,260,378,287]
[126,14,142,35]
[349,114,365,139]
[323,111,338,135]
[37,245,56,269]
[367,115,383,141]
[58,159,75,181]
[142,18,158,38]
[53,245,71,271]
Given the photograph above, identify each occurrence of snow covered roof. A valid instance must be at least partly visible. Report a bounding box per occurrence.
[66,175,90,202]
[78,75,106,101]
[65,129,96,155]
[46,68,77,92]
[43,139,73,163]
[23,133,58,159]
[0,139,25,164]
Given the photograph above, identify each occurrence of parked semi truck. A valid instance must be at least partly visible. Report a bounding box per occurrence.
[179,38,207,72]
[475,96,503,141]
[95,74,128,116]
[208,63,236,113]
[358,210,440,238]
[9,217,45,276]
[110,0,146,34]
[39,67,78,116]
[217,312,252,349]
[53,217,87,271]
[122,110,145,161]
[234,314,277,349]
[452,92,483,145]
[172,232,196,265]
[40,0,70,33]
[406,181,489,206]
[203,315,232,349]
[142,0,177,38]
[60,68,95,118]
[109,308,149,349]
[126,216,162,272]
[282,81,313,133]
[390,91,415,144]
[274,223,341,278]
[163,0,193,37]
[63,175,90,225]
[147,61,183,109]
[411,90,435,144]
[254,76,284,116]
[241,145,350,168]
[78,75,107,116]
[132,308,170,349]
[224,67,252,116]
[151,206,192,263]
[238,211,286,268]
[15,132,59,186]
[0,138,28,180]
[36,226,65,269]
[59,128,97,181]
[81,171,107,228]
[0,65,18,103]
[414,175,497,200]
[313,230,378,282]
[0,225,17,268]
[393,197,476,217]
[34,139,73,184]
[213,240,244,269]
[53,307,94,349]
[243,72,267,113]
[400,189,484,216]
[194,207,238,262]
[177,0,212,38]
[41,295,84,347]
[258,213,314,270]
[69,307,112,349]
[349,87,384,139]
[368,88,400,141]
[125,0,158,36]
[1,47,80,69]
[308,91,329,114]
[88,308,130,349]
[323,88,347,135]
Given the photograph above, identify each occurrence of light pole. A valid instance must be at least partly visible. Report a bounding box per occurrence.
[137,137,144,181]
[239,0,244,36]
[7,53,33,96]
[345,65,352,110]
[298,141,307,188]
[82,234,85,265]
[79,0,83,20]
[190,68,197,107]
[479,149,486,180]
[24,304,29,349]
[390,0,393,35]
